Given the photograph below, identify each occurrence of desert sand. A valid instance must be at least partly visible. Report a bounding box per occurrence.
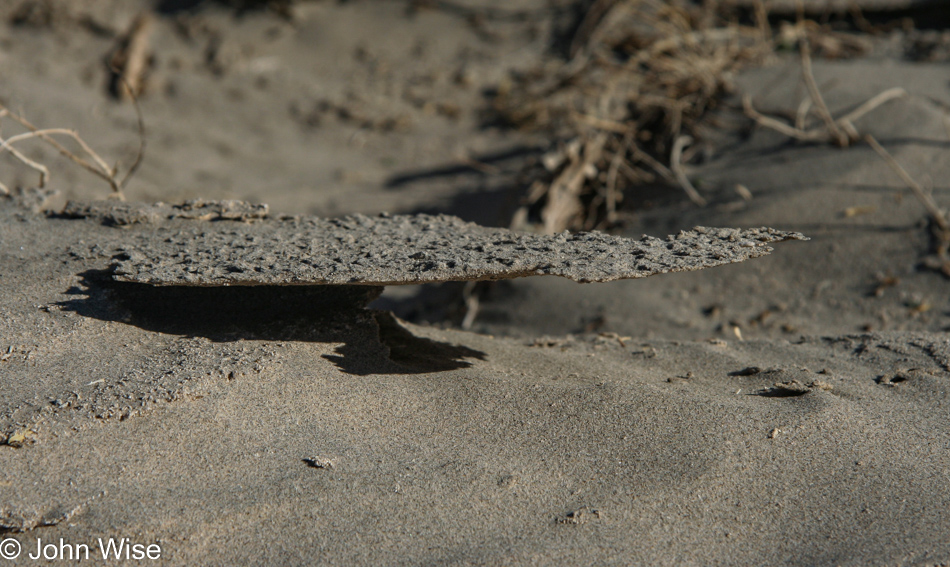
[1,1,949,565]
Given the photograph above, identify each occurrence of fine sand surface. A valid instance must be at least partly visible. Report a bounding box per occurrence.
[2,1,950,565]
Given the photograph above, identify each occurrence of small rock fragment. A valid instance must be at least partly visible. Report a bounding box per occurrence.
[556,507,601,525]
[303,456,335,470]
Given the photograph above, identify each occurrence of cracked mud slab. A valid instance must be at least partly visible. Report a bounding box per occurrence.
[84,201,806,286]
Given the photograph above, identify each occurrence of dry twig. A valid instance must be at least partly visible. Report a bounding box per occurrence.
[541,135,606,235]
[740,32,944,276]
[496,0,775,232]
[864,133,950,277]
[109,13,154,101]
[864,134,947,232]
[460,280,480,330]
[0,95,146,199]
[670,135,706,206]
[0,106,116,184]
[799,39,849,146]
[742,46,906,147]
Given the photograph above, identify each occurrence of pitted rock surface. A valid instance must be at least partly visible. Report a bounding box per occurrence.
[107,207,806,286]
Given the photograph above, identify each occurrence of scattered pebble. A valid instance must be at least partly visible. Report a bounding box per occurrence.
[303,456,335,470]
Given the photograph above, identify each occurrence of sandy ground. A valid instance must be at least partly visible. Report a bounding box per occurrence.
[2,1,950,565]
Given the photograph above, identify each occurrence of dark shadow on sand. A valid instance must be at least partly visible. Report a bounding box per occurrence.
[383,143,541,189]
[384,145,544,191]
[324,311,486,376]
[58,270,485,375]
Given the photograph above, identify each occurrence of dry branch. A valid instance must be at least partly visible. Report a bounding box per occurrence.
[494,0,776,232]
[865,134,950,277]
[798,39,849,146]
[0,96,146,199]
[109,13,153,102]
[865,134,948,232]
[742,43,906,148]
[0,104,117,186]
[670,135,706,206]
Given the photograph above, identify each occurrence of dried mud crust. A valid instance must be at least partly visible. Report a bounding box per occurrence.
[61,199,269,225]
[94,202,806,286]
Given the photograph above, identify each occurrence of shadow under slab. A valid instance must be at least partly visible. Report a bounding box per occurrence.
[57,270,485,376]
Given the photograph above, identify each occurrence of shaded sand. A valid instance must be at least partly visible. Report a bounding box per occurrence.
[2,200,949,565]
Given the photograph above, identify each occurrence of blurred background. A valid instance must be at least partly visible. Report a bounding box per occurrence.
[2,0,949,340]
